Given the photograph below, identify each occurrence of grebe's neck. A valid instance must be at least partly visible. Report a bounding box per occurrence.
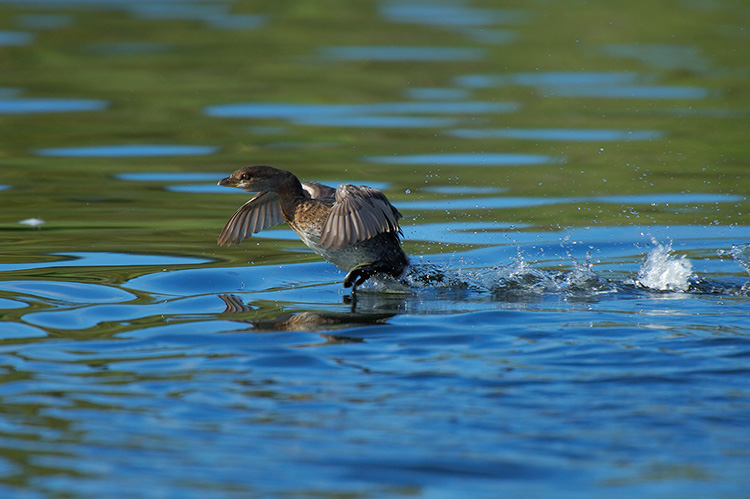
[275,171,308,222]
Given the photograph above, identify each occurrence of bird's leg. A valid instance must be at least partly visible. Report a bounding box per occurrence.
[343,264,374,290]
[343,262,392,290]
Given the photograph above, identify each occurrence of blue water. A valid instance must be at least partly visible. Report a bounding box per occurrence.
[0,98,108,114]
[365,153,560,166]
[35,144,219,157]
[455,71,709,99]
[2,0,750,497]
[448,128,664,142]
[204,101,517,128]
[2,234,749,498]
[318,45,486,62]
[0,30,33,46]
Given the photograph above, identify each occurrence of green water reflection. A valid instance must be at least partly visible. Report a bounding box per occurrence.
[1,0,749,496]
[1,1,746,268]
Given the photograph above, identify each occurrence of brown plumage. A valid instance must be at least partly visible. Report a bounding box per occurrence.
[217,166,409,289]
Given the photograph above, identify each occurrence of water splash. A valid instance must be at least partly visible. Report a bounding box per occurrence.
[716,244,750,294]
[561,257,617,295]
[480,254,558,296]
[355,240,750,300]
[635,242,693,292]
[719,243,750,276]
[368,251,608,298]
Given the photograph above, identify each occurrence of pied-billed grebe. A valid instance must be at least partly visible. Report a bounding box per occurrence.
[217,166,409,289]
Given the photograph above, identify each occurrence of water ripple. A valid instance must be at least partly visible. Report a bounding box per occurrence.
[0,297,26,309]
[115,172,390,194]
[294,115,458,128]
[35,145,219,157]
[318,46,484,62]
[206,100,517,129]
[460,28,517,45]
[116,172,220,182]
[381,3,526,27]
[0,322,46,339]
[206,101,517,119]
[406,222,528,244]
[399,193,744,212]
[365,153,560,166]
[0,252,209,273]
[425,186,507,194]
[23,295,219,331]
[550,85,708,100]
[86,42,171,55]
[455,71,709,99]
[449,128,664,141]
[405,88,471,100]
[594,193,745,205]
[456,71,639,88]
[15,14,73,29]
[0,280,134,304]
[0,30,34,46]
[0,88,21,98]
[129,4,265,30]
[0,98,108,114]
[126,264,334,297]
[602,43,710,71]
[400,196,568,211]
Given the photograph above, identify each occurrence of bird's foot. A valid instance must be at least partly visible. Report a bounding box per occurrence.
[343,262,391,291]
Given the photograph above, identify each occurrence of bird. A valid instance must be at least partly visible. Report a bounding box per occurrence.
[216,166,409,290]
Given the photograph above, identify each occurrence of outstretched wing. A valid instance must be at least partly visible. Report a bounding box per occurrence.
[318,184,402,250]
[217,191,285,246]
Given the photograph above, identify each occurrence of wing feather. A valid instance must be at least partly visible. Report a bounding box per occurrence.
[318,184,403,250]
[248,205,260,238]
[237,208,250,241]
[338,210,348,249]
[218,191,285,246]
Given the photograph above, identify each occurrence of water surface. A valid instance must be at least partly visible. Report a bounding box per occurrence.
[1,1,748,498]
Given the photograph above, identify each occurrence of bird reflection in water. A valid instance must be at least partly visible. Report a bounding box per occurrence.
[218,294,395,342]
